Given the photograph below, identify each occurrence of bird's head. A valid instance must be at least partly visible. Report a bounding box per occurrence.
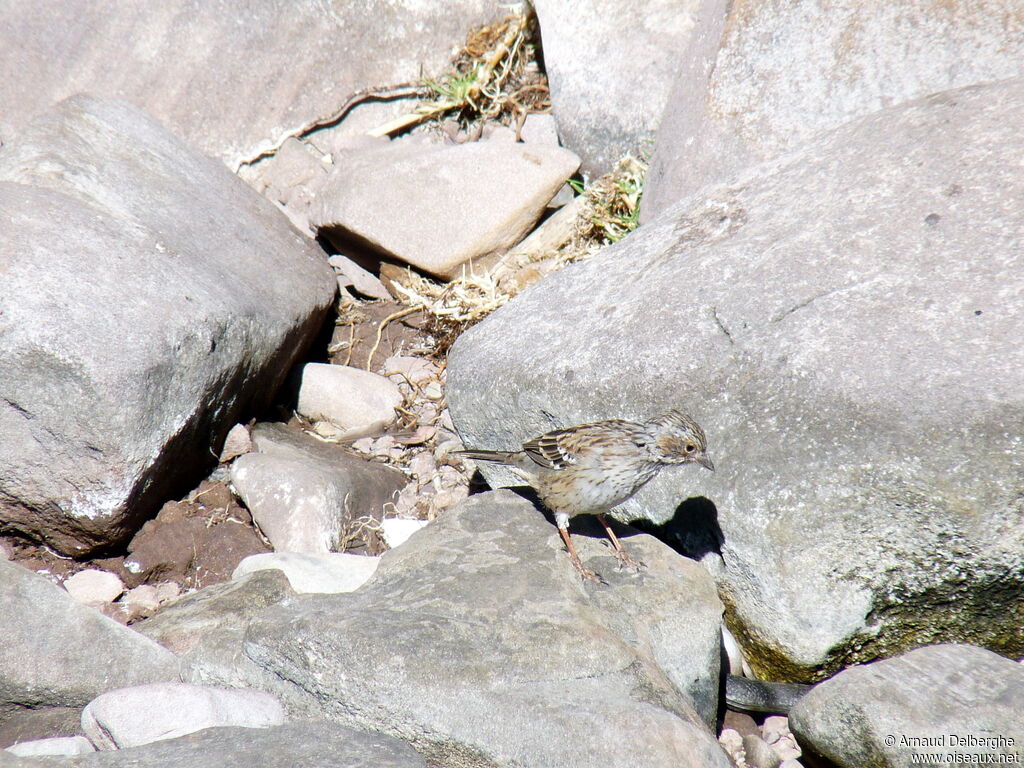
[645,410,714,470]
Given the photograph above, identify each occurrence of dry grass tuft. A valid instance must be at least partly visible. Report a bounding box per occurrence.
[370,4,549,138]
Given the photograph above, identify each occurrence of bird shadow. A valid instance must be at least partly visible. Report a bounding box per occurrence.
[634,496,725,560]
[498,485,724,556]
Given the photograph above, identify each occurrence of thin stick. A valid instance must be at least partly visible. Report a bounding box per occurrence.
[365,307,420,371]
[233,83,432,171]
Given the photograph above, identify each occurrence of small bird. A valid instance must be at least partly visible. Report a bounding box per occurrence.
[455,410,714,582]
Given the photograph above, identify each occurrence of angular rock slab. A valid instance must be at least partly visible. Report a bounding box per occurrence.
[312,138,581,279]
[0,0,497,169]
[36,722,426,768]
[789,645,1024,768]
[81,682,284,750]
[533,0,702,176]
[0,560,179,722]
[240,491,728,768]
[446,79,1024,679]
[230,422,404,553]
[644,0,1024,216]
[0,96,337,555]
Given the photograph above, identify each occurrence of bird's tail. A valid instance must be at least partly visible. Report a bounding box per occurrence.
[453,449,517,464]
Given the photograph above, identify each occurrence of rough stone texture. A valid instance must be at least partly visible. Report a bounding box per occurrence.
[81,683,283,750]
[232,552,380,594]
[644,0,1024,217]
[238,491,727,768]
[790,645,1024,768]
[533,0,702,176]
[4,737,94,758]
[0,560,179,726]
[135,570,295,693]
[34,722,426,768]
[0,0,498,170]
[446,79,1024,680]
[295,364,403,440]
[312,137,581,279]
[0,96,337,556]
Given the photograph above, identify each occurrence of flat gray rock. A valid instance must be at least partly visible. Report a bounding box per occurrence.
[312,138,580,279]
[446,79,1024,679]
[0,96,336,555]
[0,560,179,724]
[533,0,703,176]
[789,645,1024,768]
[33,722,426,768]
[644,0,1024,216]
[0,0,497,170]
[237,490,728,768]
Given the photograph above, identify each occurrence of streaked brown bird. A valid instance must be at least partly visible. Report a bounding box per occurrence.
[455,410,714,582]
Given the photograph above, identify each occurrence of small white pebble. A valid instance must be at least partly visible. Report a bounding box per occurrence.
[718,728,745,766]
[380,518,429,548]
[154,582,181,602]
[351,437,375,453]
[371,435,397,453]
[408,452,436,480]
[63,569,124,606]
[437,410,456,431]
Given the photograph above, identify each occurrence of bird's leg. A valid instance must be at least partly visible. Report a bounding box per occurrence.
[557,525,604,584]
[597,514,646,572]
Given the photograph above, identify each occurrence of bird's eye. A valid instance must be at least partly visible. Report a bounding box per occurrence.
[633,439,648,448]
[685,444,696,453]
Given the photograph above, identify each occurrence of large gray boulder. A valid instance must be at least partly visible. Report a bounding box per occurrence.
[789,644,1024,768]
[0,560,179,727]
[532,0,703,176]
[0,96,336,555]
[0,0,497,169]
[237,491,728,768]
[446,79,1024,680]
[644,0,1024,217]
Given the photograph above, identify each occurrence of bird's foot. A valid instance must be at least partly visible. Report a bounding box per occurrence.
[567,551,606,584]
[613,548,647,573]
[600,538,646,573]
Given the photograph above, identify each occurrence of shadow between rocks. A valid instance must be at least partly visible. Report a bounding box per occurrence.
[637,496,725,560]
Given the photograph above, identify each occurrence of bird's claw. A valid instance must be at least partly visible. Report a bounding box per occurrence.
[613,549,647,573]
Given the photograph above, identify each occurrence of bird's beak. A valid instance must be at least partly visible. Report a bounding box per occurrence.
[698,455,715,472]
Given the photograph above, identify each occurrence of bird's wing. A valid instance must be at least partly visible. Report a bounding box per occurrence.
[521,428,578,469]
[521,420,635,469]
